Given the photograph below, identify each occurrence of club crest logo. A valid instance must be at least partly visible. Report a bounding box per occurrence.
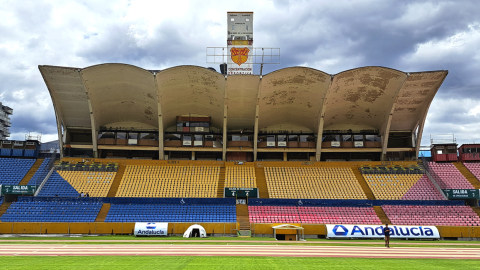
[230,47,250,66]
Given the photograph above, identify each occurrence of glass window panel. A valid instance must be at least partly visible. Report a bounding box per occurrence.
[194,135,203,141]
[128,133,138,139]
[277,135,287,142]
[267,135,276,142]
[288,135,298,142]
[342,135,352,141]
[232,135,241,141]
[354,135,363,141]
[116,132,126,139]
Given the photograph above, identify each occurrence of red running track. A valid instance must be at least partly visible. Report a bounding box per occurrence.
[0,244,479,259]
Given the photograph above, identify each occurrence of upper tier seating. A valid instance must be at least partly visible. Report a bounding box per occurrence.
[27,158,50,185]
[57,171,116,197]
[264,167,367,199]
[225,166,256,188]
[0,158,36,185]
[464,162,480,181]
[105,204,236,223]
[427,162,474,189]
[37,172,79,197]
[401,175,445,200]
[0,200,102,222]
[116,166,219,197]
[248,206,381,224]
[382,205,480,226]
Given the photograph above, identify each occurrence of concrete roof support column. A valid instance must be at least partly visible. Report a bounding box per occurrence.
[380,75,409,161]
[155,73,164,160]
[253,79,262,161]
[315,76,332,161]
[79,71,98,158]
[55,114,64,158]
[222,78,227,161]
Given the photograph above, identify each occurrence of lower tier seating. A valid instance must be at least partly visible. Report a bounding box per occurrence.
[248,206,382,224]
[265,167,367,199]
[0,201,102,222]
[105,204,236,223]
[401,175,445,200]
[428,162,474,189]
[37,172,79,197]
[57,171,116,197]
[0,158,36,185]
[382,205,480,226]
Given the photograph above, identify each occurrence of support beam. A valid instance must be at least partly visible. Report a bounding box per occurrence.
[79,70,98,158]
[415,73,448,160]
[253,78,262,161]
[222,77,228,161]
[154,72,165,160]
[38,67,66,158]
[315,76,332,161]
[381,75,409,161]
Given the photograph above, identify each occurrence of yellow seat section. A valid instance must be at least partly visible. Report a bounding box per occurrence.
[115,165,219,198]
[364,174,422,200]
[225,166,256,188]
[57,171,116,197]
[264,167,367,199]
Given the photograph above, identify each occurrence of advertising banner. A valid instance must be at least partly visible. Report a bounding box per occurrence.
[183,141,192,146]
[278,142,287,147]
[326,224,440,239]
[267,142,275,147]
[225,188,258,198]
[134,222,168,236]
[331,141,340,147]
[443,189,480,199]
[354,141,364,147]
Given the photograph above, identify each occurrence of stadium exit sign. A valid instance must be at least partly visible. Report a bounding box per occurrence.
[225,188,258,198]
[1,185,36,195]
[443,189,480,199]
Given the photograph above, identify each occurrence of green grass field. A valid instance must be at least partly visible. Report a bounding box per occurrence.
[3,256,479,270]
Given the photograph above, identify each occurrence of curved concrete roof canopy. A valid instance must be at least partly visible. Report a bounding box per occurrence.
[39,64,447,142]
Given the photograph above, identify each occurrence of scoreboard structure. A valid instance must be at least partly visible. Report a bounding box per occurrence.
[227,12,254,75]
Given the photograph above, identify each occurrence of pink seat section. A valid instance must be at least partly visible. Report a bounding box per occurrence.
[427,162,474,189]
[382,205,480,226]
[248,206,382,224]
[401,175,445,200]
[464,162,480,181]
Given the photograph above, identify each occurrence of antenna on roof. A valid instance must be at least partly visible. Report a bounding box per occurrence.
[440,65,444,70]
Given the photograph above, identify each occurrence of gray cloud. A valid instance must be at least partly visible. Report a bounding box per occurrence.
[0,0,479,147]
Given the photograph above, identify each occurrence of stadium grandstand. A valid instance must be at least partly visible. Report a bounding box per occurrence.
[1,12,480,241]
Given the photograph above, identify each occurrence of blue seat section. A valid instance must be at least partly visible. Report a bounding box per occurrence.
[0,200,102,223]
[105,204,237,223]
[37,172,79,197]
[24,150,37,157]
[0,149,11,156]
[0,158,36,185]
[248,198,465,207]
[27,158,50,186]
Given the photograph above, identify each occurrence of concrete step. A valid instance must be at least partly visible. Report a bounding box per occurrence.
[19,159,44,185]
[255,167,269,198]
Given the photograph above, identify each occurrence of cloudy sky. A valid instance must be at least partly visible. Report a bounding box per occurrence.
[1,0,480,146]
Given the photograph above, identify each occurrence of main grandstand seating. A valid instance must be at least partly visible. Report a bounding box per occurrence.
[225,166,256,188]
[401,175,445,200]
[365,174,444,200]
[249,205,382,224]
[27,158,50,186]
[464,162,480,181]
[383,205,480,226]
[427,162,474,189]
[56,171,116,197]
[264,167,367,199]
[105,204,236,223]
[0,200,102,222]
[37,172,80,197]
[0,158,36,185]
[116,165,219,197]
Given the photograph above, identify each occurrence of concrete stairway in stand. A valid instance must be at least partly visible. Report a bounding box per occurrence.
[95,203,111,222]
[255,167,269,198]
[106,164,125,197]
[352,165,376,200]
[236,204,251,237]
[18,159,44,185]
[0,202,12,222]
[216,167,226,198]
[374,206,391,225]
[453,162,480,188]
